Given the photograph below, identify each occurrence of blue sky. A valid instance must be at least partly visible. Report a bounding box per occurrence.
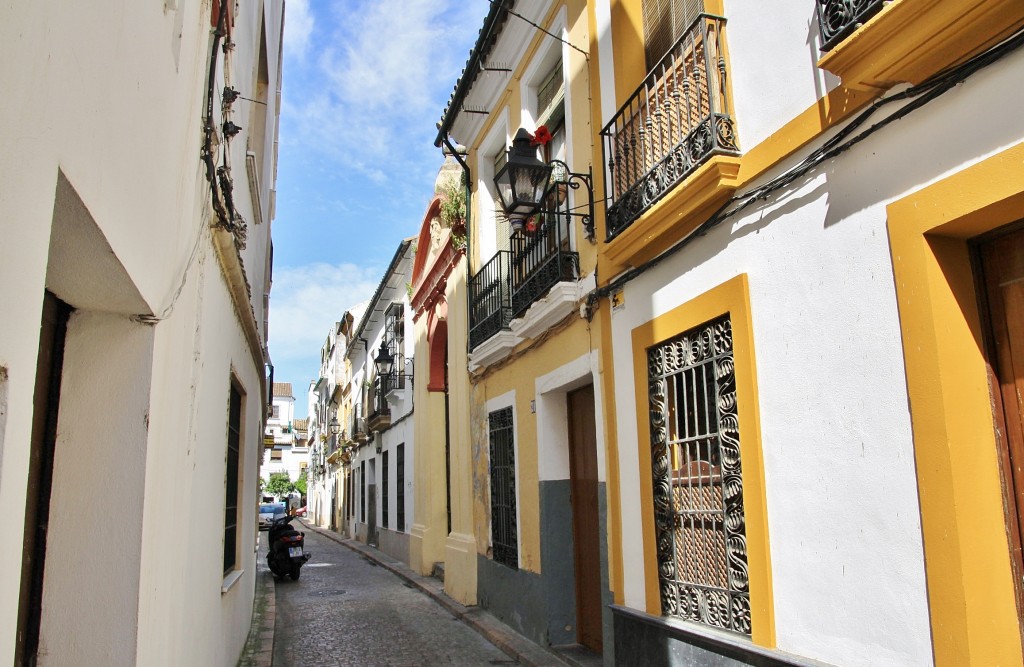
[270,0,490,416]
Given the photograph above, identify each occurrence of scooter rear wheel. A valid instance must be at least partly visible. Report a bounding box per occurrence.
[288,565,301,581]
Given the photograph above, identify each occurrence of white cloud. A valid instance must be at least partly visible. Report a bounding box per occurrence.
[282,0,487,183]
[283,0,314,59]
[268,262,379,371]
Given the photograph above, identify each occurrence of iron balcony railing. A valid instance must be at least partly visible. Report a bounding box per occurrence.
[510,206,579,319]
[469,250,512,350]
[601,14,738,240]
[367,378,391,431]
[371,380,389,417]
[816,0,886,51]
[349,413,366,441]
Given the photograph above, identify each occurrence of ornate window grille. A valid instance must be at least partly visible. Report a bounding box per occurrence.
[488,407,518,569]
[648,315,750,635]
[816,0,886,51]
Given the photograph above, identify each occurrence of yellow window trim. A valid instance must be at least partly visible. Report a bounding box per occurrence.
[818,0,1024,92]
[630,273,775,647]
[604,156,742,275]
[887,142,1024,666]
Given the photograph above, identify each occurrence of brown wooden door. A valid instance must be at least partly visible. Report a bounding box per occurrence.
[568,384,603,652]
[978,226,1024,621]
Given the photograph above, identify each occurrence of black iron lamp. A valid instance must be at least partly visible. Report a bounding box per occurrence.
[493,128,553,232]
[374,344,394,376]
[493,128,597,241]
[329,416,341,436]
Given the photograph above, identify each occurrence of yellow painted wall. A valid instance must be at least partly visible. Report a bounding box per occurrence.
[410,312,448,576]
[464,0,599,577]
[887,142,1024,666]
[471,316,597,572]
[628,274,775,647]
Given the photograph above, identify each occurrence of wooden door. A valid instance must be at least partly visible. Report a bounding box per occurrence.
[978,225,1024,621]
[568,384,602,652]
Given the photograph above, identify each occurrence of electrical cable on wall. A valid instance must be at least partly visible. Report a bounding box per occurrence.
[585,25,1024,314]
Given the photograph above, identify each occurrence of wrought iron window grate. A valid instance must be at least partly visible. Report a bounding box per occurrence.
[816,0,886,51]
[601,14,738,240]
[648,315,750,635]
[397,444,406,531]
[489,407,518,569]
[224,384,241,575]
[382,450,389,530]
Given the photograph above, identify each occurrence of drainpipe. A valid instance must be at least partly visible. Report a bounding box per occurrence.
[439,134,472,355]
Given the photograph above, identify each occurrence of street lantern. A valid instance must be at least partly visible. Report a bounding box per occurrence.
[374,344,394,376]
[329,416,341,435]
[493,128,553,231]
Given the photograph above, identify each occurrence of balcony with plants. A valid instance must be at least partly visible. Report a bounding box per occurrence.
[601,14,741,271]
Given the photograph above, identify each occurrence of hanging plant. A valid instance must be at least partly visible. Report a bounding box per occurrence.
[439,174,466,230]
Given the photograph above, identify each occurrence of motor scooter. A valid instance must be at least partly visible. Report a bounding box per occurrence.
[266,514,311,580]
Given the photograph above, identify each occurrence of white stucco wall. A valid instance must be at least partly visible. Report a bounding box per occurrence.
[603,4,1024,664]
[0,1,283,665]
[598,0,1024,659]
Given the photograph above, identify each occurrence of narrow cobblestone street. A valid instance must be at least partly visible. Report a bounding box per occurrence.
[264,522,520,667]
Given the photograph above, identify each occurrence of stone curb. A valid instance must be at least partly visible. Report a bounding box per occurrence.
[299,520,572,667]
[237,540,276,667]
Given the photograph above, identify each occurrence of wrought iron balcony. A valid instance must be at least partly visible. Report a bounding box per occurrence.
[469,250,512,349]
[816,0,886,51]
[349,414,367,443]
[382,368,410,395]
[601,15,738,240]
[510,207,579,319]
[367,379,391,432]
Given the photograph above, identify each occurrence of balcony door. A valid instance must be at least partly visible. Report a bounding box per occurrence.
[643,0,704,69]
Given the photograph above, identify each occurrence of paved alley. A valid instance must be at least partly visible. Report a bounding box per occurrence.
[266,523,519,667]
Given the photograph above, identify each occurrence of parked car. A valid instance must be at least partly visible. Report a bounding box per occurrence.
[295,506,307,517]
[259,503,287,530]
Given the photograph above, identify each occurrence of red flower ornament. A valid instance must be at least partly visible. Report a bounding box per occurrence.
[530,125,553,147]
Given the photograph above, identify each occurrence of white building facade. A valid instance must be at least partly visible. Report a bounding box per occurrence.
[592,1,1024,665]
[262,382,308,483]
[0,1,284,665]
[343,241,417,566]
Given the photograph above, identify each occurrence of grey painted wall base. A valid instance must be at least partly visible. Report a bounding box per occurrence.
[477,480,615,657]
[377,527,410,566]
[477,551,554,646]
[611,606,830,667]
